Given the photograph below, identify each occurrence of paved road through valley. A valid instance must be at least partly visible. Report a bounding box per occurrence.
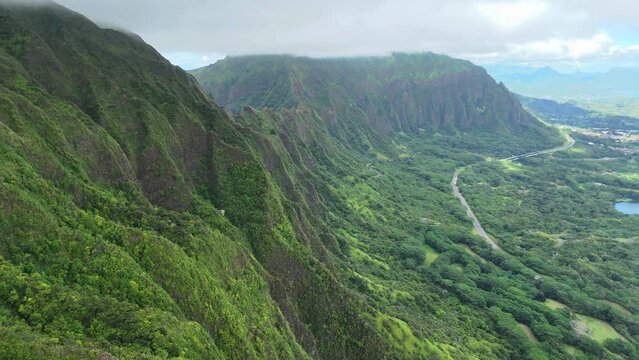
[451,134,575,250]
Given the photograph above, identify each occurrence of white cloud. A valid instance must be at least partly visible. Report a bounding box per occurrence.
[476,0,548,29]
[162,51,224,70]
[53,0,639,70]
[510,32,614,60]
[611,44,639,54]
[462,31,639,68]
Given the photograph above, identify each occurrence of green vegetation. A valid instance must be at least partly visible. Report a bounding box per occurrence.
[581,97,639,119]
[545,299,567,311]
[1,2,638,360]
[599,300,633,317]
[424,244,441,266]
[458,129,639,358]
[519,95,639,130]
[192,53,561,154]
[230,108,581,358]
[574,314,624,343]
[517,323,540,343]
[0,3,396,359]
[489,65,639,110]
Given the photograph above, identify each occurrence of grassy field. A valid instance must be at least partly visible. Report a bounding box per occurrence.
[423,244,440,266]
[544,299,567,311]
[580,98,639,118]
[574,314,624,343]
[565,345,583,357]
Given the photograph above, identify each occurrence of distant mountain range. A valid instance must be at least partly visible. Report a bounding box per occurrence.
[487,65,639,101]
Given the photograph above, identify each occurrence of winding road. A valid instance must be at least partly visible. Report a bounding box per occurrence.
[451,134,575,250]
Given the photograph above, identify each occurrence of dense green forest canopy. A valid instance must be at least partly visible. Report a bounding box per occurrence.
[0,2,637,360]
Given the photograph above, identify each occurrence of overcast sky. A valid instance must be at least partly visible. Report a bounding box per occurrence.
[53,0,639,72]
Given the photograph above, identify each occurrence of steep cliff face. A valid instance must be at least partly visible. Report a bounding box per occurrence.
[192,54,556,144]
[0,3,402,359]
[0,1,238,211]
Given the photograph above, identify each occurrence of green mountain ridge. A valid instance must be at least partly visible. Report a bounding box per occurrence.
[191,54,556,148]
[5,2,635,360]
[0,3,391,359]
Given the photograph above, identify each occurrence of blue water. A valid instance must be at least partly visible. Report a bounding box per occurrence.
[614,202,639,215]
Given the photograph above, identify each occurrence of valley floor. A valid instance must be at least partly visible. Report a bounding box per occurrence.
[452,133,575,250]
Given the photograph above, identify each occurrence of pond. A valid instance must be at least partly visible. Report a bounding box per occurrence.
[614,202,639,215]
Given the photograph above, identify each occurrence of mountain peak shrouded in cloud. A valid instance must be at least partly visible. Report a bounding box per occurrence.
[30,0,639,71]
[49,0,638,71]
